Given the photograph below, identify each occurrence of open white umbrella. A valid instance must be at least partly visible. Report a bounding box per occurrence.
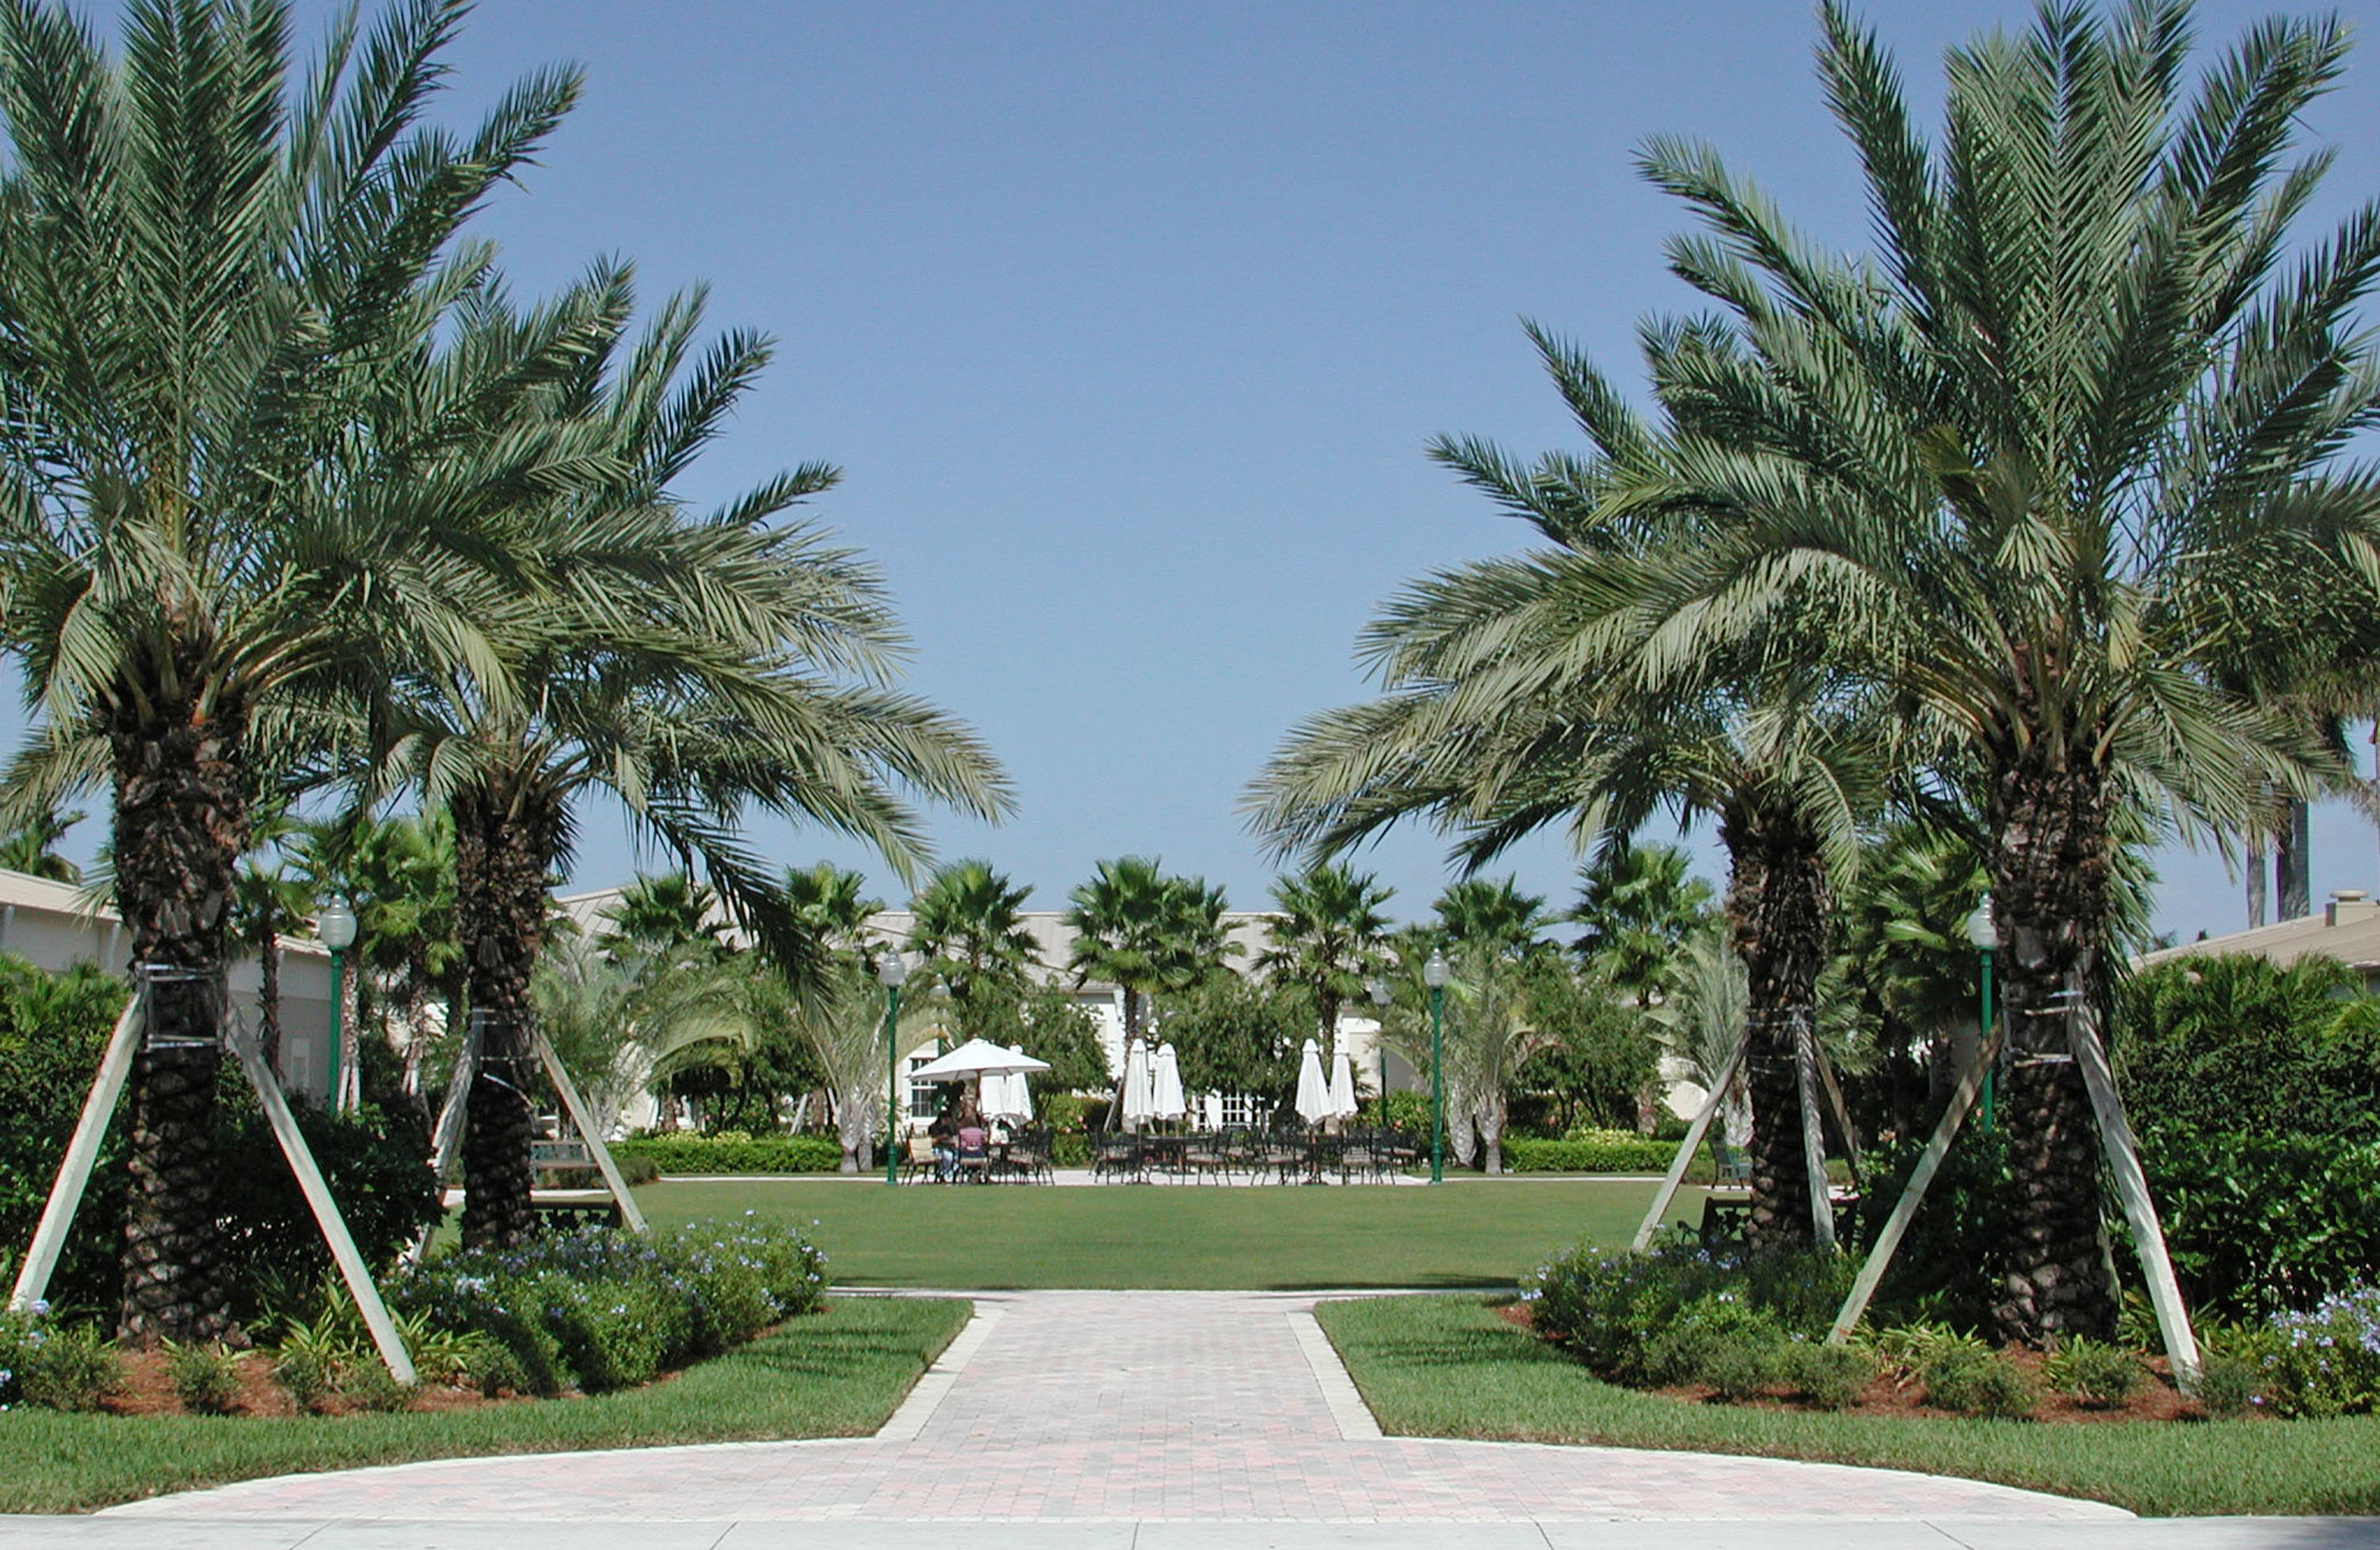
[1327,1046,1358,1121]
[1120,1039,1156,1131]
[910,1038,1051,1082]
[1152,1042,1186,1122]
[1294,1038,1330,1125]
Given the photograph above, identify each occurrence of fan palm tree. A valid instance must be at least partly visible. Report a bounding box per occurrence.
[387,281,1012,1247]
[1064,856,1236,1052]
[0,807,82,882]
[1611,1,2380,1336]
[1569,843,1714,1010]
[905,859,1040,1007]
[1256,862,1393,1063]
[0,0,593,1341]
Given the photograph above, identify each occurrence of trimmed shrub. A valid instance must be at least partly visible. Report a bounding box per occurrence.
[1923,1345,2036,1419]
[2194,1351,2264,1419]
[18,1322,123,1412]
[611,1134,843,1175]
[1504,1136,1685,1174]
[272,1348,333,1413]
[339,1359,416,1413]
[2043,1336,2140,1408]
[1783,1341,1877,1409]
[165,1341,245,1415]
[2138,1129,2380,1321]
[1523,1236,1855,1391]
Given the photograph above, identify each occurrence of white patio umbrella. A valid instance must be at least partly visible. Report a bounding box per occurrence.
[909,1038,1051,1082]
[1120,1038,1157,1131]
[1152,1042,1186,1122]
[982,1048,1036,1123]
[1327,1046,1359,1122]
[1294,1038,1330,1125]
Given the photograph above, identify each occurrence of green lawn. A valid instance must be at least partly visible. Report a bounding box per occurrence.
[639,1177,1696,1288]
[0,1295,970,1516]
[1316,1293,2380,1518]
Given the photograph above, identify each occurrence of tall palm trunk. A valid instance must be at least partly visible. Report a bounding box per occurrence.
[109,677,248,1344]
[2276,799,2311,921]
[454,773,560,1249]
[1721,798,1833,1257]
[1987,740,2117,1342]
[254,918,282,1075]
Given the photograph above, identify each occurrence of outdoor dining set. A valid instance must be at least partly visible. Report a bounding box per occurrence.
[1086,1123,1425,1184]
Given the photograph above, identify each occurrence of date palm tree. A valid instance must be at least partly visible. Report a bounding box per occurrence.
[1613,1,2380,1336]
[0,0,593,1341]
[1257,862,1393,1063]
[389,282,1012,1246]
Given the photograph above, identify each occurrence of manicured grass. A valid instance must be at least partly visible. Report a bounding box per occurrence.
[0,1295,969,1516]
[638,1177,1697,1289]
[1316,1293,2380,1518]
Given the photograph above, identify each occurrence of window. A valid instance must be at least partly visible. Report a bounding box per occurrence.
[906,1050,942,1121]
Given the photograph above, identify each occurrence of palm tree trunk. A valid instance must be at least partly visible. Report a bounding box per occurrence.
[109,681,248,1345]
[1987,747,2118,1343]
[2276,799,2311,920]
[256,920,282,1075]
[2245,823,2268,928]
[453,774,559,1250]
[1721,798,1834,1257]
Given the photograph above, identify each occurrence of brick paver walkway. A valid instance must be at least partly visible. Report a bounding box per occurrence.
[107,1291,2126,1523]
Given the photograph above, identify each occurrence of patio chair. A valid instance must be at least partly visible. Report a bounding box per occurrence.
[901,1133,940,1185]
[1710,1140,1753,1188]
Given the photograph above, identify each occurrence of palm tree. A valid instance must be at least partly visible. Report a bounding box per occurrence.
[0,807,81,882]
[1614,1,2380,1337]
[1257,862,1393,1063]
[905,859,1040,1008]
[391,278,1012,1246]
[1570,843,1714,1011]
[1064,856,1236,1052]
[0,0,590,1342]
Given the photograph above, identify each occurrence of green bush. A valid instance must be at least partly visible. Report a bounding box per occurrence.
[2259,1286,2380,1419]
[18,1321,123,1412]
[271,1347,332,1413]
[0,1303,48,1405]
[1503,1136,1683,1174]
[611,1134,843,1175]
[2138,1128,2380,1320]
[1782,1340,1877,1409]
[2193,1351,2264,1418]
[165,1341,244,1415]
[390,1217,830,1395]
[1522,1236,1854,1392]
[1923,1345,2036,1420]
[338,1359,415,1413]
[2043,1336,2140,1408]
[2117,956,2380,1143]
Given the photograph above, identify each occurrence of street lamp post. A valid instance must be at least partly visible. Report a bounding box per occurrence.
[1967,896,1998,1133]
[1367,976,1392,1117]
[1423,949,1450,1184]
[316,901,358,1113]
[879,952,909,1185]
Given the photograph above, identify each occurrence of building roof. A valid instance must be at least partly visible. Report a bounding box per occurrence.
[0,865,331,957]
[2133,891,2380,973]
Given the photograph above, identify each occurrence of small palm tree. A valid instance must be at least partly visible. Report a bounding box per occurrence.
[0,808,82,883]
[1257,862,1393,1063]
[1065,857,1237,1051]
[905,859,1040,1007]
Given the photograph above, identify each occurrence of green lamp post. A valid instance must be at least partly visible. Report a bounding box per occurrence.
[316,900,357,1113]
[1423,948,1450,1184]
[880,950,909,1185]
[1968,896,1997,1133]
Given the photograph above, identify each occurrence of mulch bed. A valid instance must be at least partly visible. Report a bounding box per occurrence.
[1498,1300,2219,1423]
[106,1349,526,1419]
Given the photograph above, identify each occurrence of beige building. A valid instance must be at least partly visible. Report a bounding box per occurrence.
[0,866,339,1101]
[2132,888,2380,989]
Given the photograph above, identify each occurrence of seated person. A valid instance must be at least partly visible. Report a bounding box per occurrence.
[955,1105,990,1171]
[928,1098,962,1181]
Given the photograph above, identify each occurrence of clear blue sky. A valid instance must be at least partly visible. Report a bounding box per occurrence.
[56,0,2380,937]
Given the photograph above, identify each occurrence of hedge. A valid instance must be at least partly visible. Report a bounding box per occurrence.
[1502,1135,1690,1174]
[611,1134,845,1174]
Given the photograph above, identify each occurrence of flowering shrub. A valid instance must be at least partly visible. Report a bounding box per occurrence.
[2259,1285,2380,1418]
[0,1302,45,1406]
[390,1215,828,1395]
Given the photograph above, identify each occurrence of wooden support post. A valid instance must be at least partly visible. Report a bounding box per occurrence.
[429,1014,482,1185]
[1810,1038,1864,1188]
[228,1025,416,1384]
[2068,1002,2202,1391]
[1828,1035,1994,1343]
[1632,1033,1747,1252]
[10,996,143,1312]
[533,1031,646,1234]
[1795,1014,1836,1249]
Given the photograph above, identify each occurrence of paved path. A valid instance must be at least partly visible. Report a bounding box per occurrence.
[105,1290,2124,1525]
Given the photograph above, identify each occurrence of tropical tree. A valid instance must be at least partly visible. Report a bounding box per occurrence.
[1064,856,1237,1051]
[1569,843,1714,1010]
[905,859,1040,1007]
[599,871,730,961]
[1256,862,1393,1063]
[0,0,596,1342]
[387,279,1011,1248]
[1611,1,2380,1337]
[0,807,81,882]
[533,926,759,1139]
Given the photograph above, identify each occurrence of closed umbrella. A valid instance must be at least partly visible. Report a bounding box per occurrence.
[1121,1039,1156,1131]
[1294,1038,1330,1126]
[1152,1042,1186,1122]
[1327,1046,1358,1121]
[983,1050,1035,1123]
